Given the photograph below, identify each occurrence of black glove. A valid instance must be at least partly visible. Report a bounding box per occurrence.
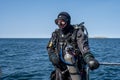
[83,52,100,70]
[87,58,100,70]
[49,53,59,65]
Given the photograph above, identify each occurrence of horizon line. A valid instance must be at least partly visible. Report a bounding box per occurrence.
[0,37,120,39]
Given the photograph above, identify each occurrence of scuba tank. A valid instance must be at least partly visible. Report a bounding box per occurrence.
[64,45,81,80]
[60,44,81,80]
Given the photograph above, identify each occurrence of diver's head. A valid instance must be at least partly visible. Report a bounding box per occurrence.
[55,12,71,30]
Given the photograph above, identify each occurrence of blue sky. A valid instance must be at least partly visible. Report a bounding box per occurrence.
[0,0,120,38]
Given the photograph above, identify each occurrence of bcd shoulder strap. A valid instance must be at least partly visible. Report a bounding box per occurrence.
[72,22,88,38]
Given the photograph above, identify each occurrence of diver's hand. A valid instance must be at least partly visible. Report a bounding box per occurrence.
[88,58,100,70]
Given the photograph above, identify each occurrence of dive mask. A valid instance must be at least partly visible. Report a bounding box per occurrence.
[55,19,67,29]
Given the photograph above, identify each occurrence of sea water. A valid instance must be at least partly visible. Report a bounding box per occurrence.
[0,38,120,80]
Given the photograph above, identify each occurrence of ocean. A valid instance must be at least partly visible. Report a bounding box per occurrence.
[0,38,120,80]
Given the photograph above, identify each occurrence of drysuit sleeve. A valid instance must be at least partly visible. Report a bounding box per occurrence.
[76,29,99,70]
[46,31,59,65]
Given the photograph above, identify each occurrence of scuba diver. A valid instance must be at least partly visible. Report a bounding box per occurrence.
[47,12,100,80]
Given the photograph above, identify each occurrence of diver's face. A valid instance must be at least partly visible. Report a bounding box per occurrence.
[55,19,67,29]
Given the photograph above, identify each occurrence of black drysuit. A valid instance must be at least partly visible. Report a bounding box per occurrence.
[47,25,94,80]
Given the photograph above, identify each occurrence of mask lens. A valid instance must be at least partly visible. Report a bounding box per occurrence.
[56,19,66,25]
